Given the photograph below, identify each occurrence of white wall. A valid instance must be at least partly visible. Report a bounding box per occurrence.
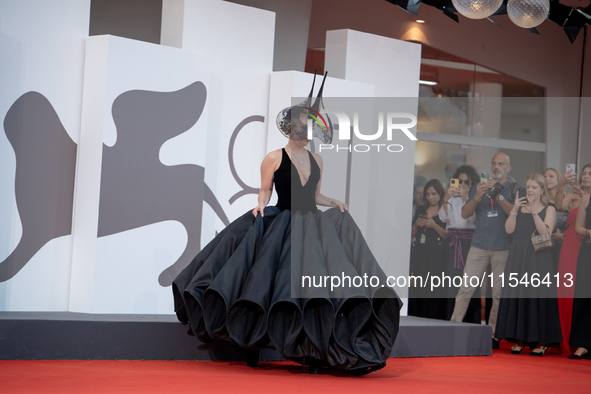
[69,35,212,313]
[325,30,421,311]
[0,0,425,315]
[226,0,313,72]
[162,0,275,222]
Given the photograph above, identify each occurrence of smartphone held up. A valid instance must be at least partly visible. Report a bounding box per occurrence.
[565,163,577,184]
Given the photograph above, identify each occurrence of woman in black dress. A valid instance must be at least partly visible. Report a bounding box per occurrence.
[569,165,591,359]
[409,179,447,320]
[172,77,401,375]
[544,168,568,274]
[495,173,561,356]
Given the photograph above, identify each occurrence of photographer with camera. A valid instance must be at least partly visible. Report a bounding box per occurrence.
[450,153,522,349]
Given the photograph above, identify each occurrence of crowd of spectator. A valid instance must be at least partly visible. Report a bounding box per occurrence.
[410,155,591,358]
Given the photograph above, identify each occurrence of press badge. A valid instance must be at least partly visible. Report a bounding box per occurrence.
[487,210,498,218]
[420,233,426,243]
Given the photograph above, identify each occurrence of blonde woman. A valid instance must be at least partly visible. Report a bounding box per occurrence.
[555,166,586,212]
[495,173,561,356]
[544,168,562,204]
[545,168,568,243]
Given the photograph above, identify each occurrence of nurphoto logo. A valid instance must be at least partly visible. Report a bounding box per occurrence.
[309,110,417,153]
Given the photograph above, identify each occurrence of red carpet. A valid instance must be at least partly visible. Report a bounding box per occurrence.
[2,345,589,393]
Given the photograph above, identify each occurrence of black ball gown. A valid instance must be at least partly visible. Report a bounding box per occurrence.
[172,148,401,374]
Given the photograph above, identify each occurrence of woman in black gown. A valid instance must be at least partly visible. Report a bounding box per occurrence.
[409,179,447,320]
[495,173,561,355]
[569,167,591,359]
[172,82,401,375]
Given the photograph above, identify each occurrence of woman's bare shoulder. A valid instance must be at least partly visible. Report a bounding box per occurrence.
[310,151,323,165]
[261,148,283,170]
[264,148,283,162]
[268,148,283,158]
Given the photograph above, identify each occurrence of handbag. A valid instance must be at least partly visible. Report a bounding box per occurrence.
[531,226,553,252]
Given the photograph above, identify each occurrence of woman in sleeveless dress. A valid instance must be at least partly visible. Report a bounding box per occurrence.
[495,173,561,356]
[172,87,401,375]
[544,168,568,275]
[409,179,447,320]
[568,164,591,359]
[554,164,590,355]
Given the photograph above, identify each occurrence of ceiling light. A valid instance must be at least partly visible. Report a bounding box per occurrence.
[507,0,550,28]
[451,0,504,19]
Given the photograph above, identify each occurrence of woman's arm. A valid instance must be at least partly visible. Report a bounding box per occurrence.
[551,228,564,242]
[442,186,461,217]
[505,191,524,234]
[554,174,569,211]
[316,192,347,211]
[412,207,423,239]
[439,203,449,223]
[575,194,590,237]
[412,222,418,238]
[425,218,447,239]
[313,152,347,212]
[505,211,517,235]
[537,205,556,235]
[441,188,451,216]
[252,150,281,217]
[561,194,576,211]
[556,172,578,211]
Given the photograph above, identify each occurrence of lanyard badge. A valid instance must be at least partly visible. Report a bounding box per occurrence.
[487,197,498,217]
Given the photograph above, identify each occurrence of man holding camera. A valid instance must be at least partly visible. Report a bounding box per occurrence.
[450,152,521,349]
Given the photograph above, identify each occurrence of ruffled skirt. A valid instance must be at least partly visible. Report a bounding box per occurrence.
[172,207,401,373]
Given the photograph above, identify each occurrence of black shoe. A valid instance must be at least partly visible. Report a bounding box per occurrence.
[530,346,547,356]
[308,359,321,375]
[567,354,582,360]
[492,338,500,350]
[582,352,591,360]
[510,345,524,355]
[246,349,260,368]
[347,363,386,376]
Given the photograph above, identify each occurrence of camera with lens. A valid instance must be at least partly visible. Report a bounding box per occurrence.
[488,182,504,199]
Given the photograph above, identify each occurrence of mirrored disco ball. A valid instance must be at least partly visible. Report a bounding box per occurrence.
[507,0,550,28]
[451,0,504,19]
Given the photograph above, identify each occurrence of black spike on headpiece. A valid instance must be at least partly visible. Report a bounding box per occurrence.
[276,70,334,144]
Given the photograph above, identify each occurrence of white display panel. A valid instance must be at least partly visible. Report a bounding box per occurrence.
[0,0,90,311]
[1,0,420,315]
[162,0,275,223]
[70,35,212,313]
[325,30,422,314]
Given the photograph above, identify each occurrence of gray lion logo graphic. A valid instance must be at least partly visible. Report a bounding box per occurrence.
[0,81,261,287]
